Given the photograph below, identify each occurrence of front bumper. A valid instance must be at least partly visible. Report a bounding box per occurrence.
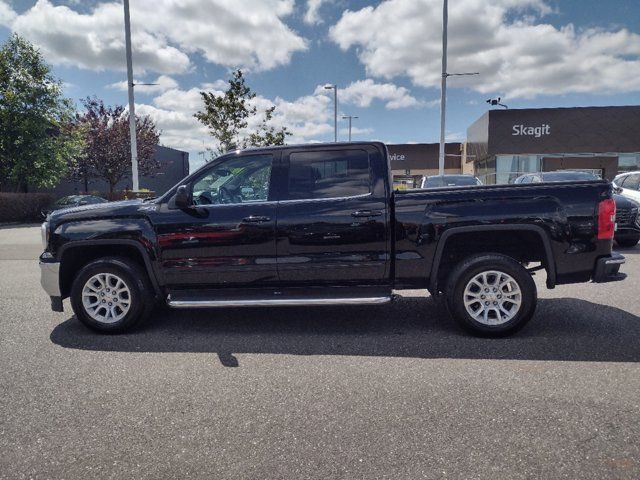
[39,259,63,312]
[593,252,626,283]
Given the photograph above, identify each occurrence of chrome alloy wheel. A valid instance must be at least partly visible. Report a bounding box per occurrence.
[463,270,522,326]
[81,273,131,324]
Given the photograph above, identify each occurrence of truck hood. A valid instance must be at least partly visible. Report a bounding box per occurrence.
[47,199,147,226]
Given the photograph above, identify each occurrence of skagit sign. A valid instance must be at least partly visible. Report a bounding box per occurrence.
[512,124,551,138]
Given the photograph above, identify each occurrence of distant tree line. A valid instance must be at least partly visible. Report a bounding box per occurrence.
[0,35,290,195]
[0,34,160,194]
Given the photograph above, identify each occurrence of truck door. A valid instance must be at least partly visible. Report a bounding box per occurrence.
[155,152,278,288]
[276,146,390,285]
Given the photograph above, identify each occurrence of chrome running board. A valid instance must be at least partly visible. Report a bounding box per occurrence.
[167,296,392,308]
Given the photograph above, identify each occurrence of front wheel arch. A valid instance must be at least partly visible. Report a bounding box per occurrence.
[70,256,154,333]
[59,241,161,299]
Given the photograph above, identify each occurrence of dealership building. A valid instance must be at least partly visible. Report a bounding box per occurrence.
[389,105,640,187]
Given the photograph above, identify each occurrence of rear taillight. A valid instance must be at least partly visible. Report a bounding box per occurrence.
[597,198,616,240]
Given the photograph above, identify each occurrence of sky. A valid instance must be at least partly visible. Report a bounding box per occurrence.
[2,0,640,170]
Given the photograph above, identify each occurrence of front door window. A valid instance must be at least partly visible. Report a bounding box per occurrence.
[192,154,273,205]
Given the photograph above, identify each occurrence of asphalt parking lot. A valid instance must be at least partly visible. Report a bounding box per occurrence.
[1,225,639,479]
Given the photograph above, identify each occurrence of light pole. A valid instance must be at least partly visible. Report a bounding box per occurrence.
[341,115,358,142]
[324,84,337,142]
[438,0,479,176]
[438,0,448,177]
[123,0,139,191]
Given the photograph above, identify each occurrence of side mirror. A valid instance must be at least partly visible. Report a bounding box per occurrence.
[174,185,191,209]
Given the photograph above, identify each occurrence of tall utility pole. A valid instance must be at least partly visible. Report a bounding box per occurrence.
[438,0,448,177]
[342,115,358,142]
[123,0,139,191]
[324,84,338,142]
[438,0,479,176]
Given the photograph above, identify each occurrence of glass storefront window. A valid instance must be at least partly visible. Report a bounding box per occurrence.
[619,154,640,173]
[495,155,541,184]
[478,152,640,184]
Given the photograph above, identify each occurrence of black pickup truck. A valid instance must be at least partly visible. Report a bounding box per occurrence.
[40,142,625,336]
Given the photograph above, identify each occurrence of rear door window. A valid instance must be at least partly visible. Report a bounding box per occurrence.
[286,149,370,200]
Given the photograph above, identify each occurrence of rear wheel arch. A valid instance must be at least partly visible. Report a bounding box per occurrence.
[428,225,556,294]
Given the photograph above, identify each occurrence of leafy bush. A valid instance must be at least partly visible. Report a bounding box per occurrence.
[0,193,53,222]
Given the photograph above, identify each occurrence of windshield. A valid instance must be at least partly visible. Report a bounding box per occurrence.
[54,196,80,206]
[423,175,480,188]
[541,171,599,182]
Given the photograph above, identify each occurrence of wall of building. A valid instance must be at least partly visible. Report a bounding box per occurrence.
[37,145,189,198]
[487,106,640,156]
[387,142,462,187]
[467,105,640,183]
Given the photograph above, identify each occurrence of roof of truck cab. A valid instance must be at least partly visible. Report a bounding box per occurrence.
[221,141,387,154]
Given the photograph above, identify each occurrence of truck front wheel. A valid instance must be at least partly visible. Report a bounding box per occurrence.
[445,254,537,336]
[70,257,154,333]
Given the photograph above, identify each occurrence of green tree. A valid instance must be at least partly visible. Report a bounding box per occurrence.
[194,70,290,158]
[0,34,80,192]
[78,97,160,193]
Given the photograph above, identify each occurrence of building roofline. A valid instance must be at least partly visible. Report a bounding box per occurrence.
[487,104,640,115]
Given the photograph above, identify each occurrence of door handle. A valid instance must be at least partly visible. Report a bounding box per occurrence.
[242,215,271,223]
[351,210,382,218]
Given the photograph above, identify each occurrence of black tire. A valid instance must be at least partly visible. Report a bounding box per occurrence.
[70,257,154,333]
[444,254,537,337]
[615,234,640,248]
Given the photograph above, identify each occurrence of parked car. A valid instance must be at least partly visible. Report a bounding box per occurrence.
[420,174,482,188]
[39,142,624,337]
[613,193,640,248]
[613,171,640,203]
[42,195,107,217]
[513,171,600,184]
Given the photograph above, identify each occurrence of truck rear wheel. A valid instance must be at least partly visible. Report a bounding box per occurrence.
[445,254,537,337]
[70,257,154,333]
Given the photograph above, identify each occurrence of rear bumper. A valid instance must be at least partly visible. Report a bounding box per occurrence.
[39,259,63,312]
[593,252,626,283]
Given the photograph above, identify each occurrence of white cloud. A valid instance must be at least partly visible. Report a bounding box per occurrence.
[138,77,424,157]
[304,0,331,25]
[0,1,16,26]
[6,0,307,74]
[337,79,422,109]
[445,131,465,142]
[329,0,640,99]
[131,82,336,159]
[200,79,229,91]
[314,79,423,110]
[107,75,179,94]
[339,126,373,136]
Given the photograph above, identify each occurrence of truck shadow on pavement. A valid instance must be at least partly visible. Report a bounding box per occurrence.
[50,296,640,366]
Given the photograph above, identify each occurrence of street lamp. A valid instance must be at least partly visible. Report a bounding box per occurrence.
[438,0,479,176]
[324,84,337,142]
[341,115,358,142]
